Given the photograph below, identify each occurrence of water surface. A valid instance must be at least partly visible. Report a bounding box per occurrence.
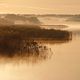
[0,29,80,80]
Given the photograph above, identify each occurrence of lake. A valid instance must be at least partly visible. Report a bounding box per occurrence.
[0,27,80,80]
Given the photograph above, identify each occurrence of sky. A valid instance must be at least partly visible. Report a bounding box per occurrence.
[0,0,80,14]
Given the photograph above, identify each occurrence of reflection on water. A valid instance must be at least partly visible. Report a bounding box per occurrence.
[0,27,72,63]
[1,26,80,80]
[0,39,53,63]
[0,38,72,63]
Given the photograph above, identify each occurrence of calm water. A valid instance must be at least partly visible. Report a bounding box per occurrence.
[0,29,80,80]
[0,16,80,80]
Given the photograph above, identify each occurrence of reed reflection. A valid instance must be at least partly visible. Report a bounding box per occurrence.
[0,26,72,63]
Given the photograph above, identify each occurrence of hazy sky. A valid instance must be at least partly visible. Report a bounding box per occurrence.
[0,0,80,14]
